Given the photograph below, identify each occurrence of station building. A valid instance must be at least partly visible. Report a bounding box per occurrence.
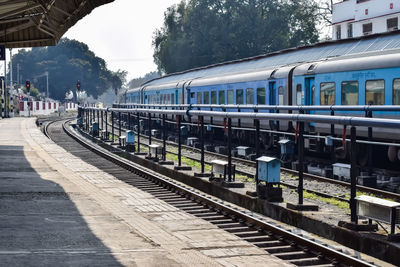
[333,0,400,40]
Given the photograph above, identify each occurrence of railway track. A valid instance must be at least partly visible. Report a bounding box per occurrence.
[103,118,400,202]
[45,118,376,266]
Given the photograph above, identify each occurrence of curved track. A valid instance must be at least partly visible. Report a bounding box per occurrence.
[45,119,376,267]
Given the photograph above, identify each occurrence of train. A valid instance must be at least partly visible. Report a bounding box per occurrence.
[121,32,400,165]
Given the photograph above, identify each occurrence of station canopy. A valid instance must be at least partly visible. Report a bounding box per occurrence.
[0,0,113,48]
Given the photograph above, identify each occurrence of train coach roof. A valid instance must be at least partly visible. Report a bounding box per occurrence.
[143,31,400,87]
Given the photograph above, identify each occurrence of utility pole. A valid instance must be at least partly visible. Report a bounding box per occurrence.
[17,63,20,85]
[46,71,49,99]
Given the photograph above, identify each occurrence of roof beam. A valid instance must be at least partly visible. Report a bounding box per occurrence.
[0,3,42,20]
[0,20,34,37]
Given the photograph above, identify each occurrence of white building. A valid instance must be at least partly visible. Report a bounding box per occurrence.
[332,0,400,40]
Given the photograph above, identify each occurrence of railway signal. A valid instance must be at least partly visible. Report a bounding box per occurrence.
[76,81,81,91]
[25,80,30,93]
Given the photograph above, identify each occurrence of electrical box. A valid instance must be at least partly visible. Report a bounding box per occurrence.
[187,137,198,146]
[325,136,333,146]
[126,130,135,144]
[257,156,280,183]
[151,129,159,136]
[180,126,188,136]
[149,144,162,158]
[237,146,252,157]
[278,139,294,155]
[92,122,99,132]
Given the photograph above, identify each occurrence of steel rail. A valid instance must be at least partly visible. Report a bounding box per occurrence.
[62,119,374,267]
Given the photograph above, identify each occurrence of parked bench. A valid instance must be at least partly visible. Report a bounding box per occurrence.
[356,195,400,235]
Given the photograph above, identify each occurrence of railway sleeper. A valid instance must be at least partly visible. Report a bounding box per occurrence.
[289,256,328,266]
[265,245,299,254]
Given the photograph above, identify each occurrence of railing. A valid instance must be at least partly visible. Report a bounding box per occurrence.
[79,105,400,226]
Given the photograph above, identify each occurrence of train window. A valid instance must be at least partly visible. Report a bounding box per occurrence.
[393,79,400,105]
[257,88,266,105]
[219,91,225,104]
[320,82,335,105]
[246,88,254,104]
[204,91,210,104]
[197,92,202,104]
[227,90,234,104]
[296,84,302,105]
[366,80,385,105]
[341,81,359,105]
[168,94,171,104]
[236,89,244,104]
[278,86,285,105]
[211,91,217,104]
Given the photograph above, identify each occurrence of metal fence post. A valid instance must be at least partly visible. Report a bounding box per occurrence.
[111,111,114,142]
[298,121,305,205]
[148,112,152,145]
[350,126,358,224]
[200,115,205,174]
[227,117,232,183]
[105,110,108,138]
[178,115,182,167]
[163,114,167,161]
[137,112,141,153]
[118,112,122,145]
[255,118,260,184]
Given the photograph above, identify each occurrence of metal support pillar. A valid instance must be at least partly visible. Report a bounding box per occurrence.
[97,110,99,124]
[178,115,182,167]
[200,116,205,174]
[298,121,305,205]
[163,114,167,161]
[137,112,141,153]
[350,126,358,223]
[227,118,232,183]
[128,113,131,130]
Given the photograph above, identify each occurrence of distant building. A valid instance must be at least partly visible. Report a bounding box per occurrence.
[332,0,400,40]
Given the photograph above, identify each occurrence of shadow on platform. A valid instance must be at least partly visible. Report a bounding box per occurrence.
[0,145,124,266]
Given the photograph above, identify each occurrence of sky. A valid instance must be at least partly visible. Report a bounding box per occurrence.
[64,0,182,81]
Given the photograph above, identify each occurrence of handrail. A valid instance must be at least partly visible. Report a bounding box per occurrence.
[82,106,400,130]
[113,103,400,112]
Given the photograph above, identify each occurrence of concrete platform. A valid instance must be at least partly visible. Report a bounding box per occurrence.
[0,117,289,267]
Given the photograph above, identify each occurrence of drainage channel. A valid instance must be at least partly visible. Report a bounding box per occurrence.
[47,119,375,267]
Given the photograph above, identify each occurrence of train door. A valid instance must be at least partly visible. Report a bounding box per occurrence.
[175,89,179,105]
[269,82,276,106]
[305,77,315,108]
[305,77,315,126]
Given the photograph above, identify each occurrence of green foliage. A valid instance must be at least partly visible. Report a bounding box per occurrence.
[22,86,40,100]
[127,71,160,89]
[12,38,126,100]
[153,0,319,74]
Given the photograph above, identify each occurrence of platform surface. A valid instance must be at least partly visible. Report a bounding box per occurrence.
[0,118,290,267]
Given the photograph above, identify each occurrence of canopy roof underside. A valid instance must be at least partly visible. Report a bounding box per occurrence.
[0,0,113,48]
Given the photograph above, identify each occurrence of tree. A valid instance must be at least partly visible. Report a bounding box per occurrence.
[12,38,125,101]
[127,71,160,89]
[153,0,319,74]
